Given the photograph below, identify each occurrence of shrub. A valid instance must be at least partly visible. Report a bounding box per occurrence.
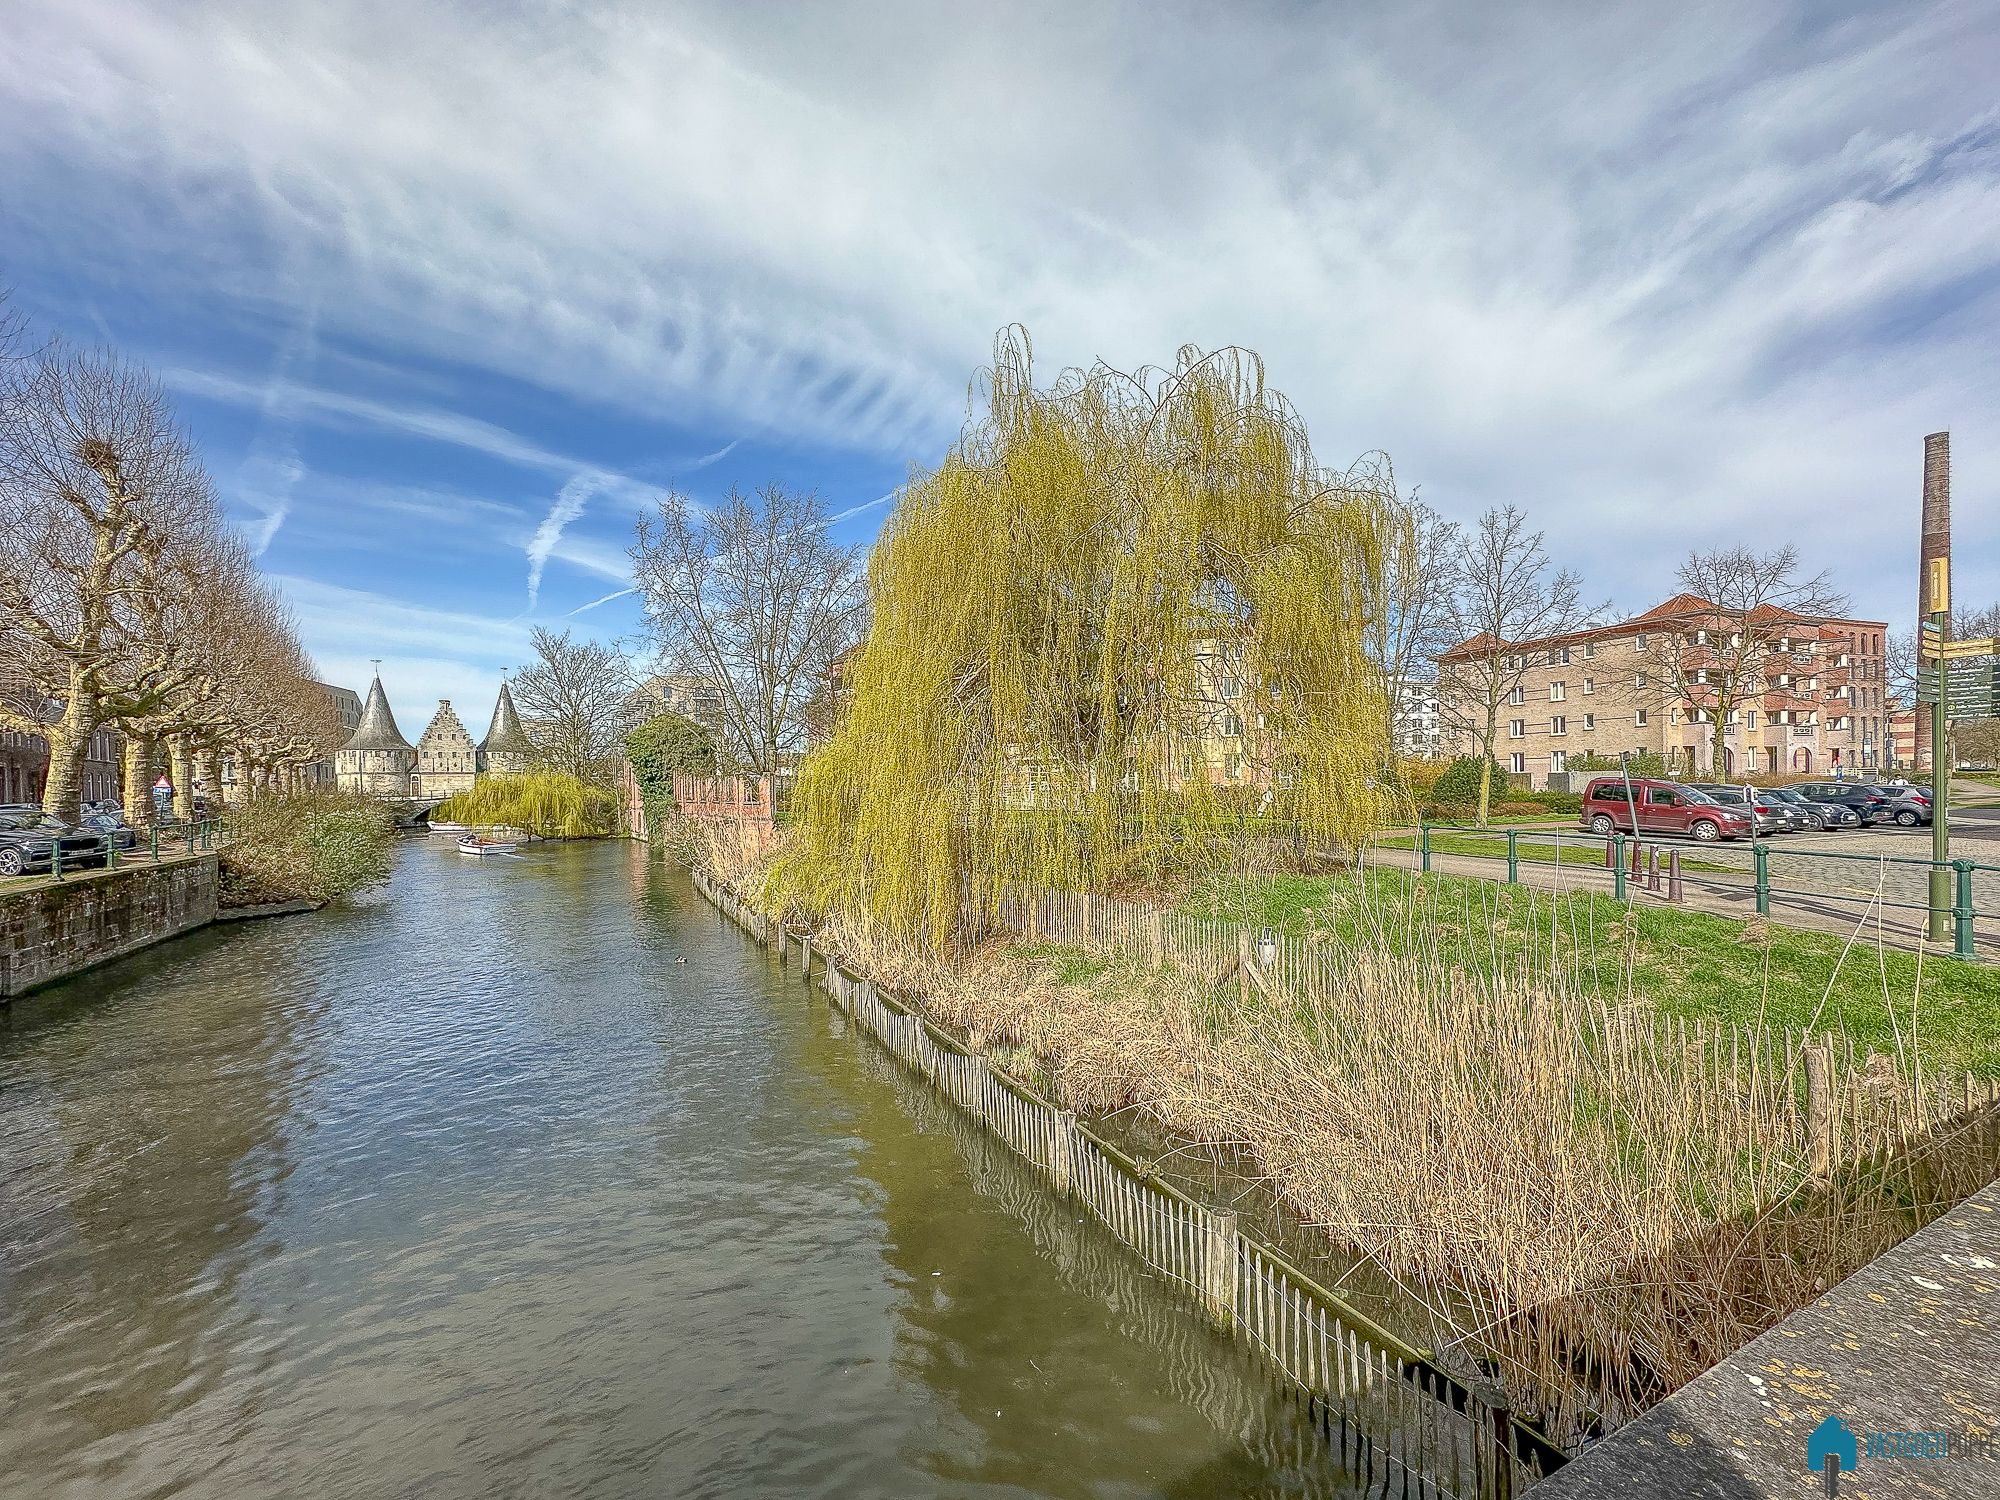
[219,792,398,907]
[625,712,717,795]
[433,770,619,839]
[1430,754,1505,810]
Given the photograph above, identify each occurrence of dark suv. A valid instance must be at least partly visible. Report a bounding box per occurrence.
[0,814,106,876]
[1791,782,1886,826]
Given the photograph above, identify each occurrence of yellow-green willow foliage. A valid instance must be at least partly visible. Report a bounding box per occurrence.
[775,328,1395,947]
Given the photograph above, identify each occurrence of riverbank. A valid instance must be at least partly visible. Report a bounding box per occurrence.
[727,850,2000,1452]
[0,851,219,998]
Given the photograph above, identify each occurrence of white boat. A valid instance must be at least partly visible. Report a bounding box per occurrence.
[429,821,472,834]
[457,835,517,857]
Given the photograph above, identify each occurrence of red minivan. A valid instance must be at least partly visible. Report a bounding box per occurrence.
[1577,776,1755,842]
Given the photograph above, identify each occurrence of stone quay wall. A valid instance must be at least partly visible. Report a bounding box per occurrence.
[0,854,219,999]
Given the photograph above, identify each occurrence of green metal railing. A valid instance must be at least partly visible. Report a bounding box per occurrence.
[1403,821,1995,961]
[46,818,226,883]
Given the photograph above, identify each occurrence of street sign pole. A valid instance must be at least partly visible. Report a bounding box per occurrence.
[1927,561,1951,943]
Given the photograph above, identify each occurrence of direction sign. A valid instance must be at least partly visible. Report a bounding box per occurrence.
[1916,659,1999,717]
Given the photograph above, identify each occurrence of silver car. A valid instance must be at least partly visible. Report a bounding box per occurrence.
[1687,784,1785,836]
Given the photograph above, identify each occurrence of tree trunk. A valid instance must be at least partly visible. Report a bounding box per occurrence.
[169,736,195,821]
[196,746,221,810]
[40,717,93,824]
[123,734,152,823]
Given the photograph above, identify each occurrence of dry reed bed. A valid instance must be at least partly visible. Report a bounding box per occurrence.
[759,861,2000,1448]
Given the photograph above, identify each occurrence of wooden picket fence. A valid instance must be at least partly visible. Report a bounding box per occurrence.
[694,867,1557,1498]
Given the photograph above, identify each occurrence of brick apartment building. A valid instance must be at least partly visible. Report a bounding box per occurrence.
[1438,593,1890,788]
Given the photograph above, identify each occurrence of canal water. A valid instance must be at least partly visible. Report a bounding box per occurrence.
[0,840,1355,1499]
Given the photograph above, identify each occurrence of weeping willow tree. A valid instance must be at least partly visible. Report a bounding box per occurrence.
[774,328,1395,947]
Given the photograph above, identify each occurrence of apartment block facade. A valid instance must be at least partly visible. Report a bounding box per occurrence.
[1438,594,1890,788]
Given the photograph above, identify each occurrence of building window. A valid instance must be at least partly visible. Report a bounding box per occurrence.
[1549,749,1566,773]
[1635,709,1649,727]
[1634,634,1648,652]
[1584,713,1596,731]
[1222,711,1243,737]
[1508,719,1526,739]
[1635,672,1649,689]
[1220,676,1242,699]
[1509,752,1525,775]
[1582,677,1595,694]
[1550,681,1566,701]
[1551,715,1566,736]
[1583,641,1596,658]
[1508,685,1524,706]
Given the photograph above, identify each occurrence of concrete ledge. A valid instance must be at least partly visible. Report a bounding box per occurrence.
[1534,1178,2000,1498]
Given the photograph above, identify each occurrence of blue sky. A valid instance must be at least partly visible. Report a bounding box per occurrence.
[3,1,1997,715]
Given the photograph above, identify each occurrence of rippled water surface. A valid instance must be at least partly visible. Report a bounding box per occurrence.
[0,841,1350,1499]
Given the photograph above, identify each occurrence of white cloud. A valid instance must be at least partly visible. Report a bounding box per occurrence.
[3,0,1998,624]
[525,475,603,608]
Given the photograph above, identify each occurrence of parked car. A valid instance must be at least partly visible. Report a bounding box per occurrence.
[1871,786,1933,827]
[1764,786,1857,830]
[1686,784,1786,836]
[0,814,107,876]
[79,808,139,850]
[1577,777,1756,841]
[1791,782,1885,826]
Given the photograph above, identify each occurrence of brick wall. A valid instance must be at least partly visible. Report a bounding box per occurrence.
[0,855,219,998]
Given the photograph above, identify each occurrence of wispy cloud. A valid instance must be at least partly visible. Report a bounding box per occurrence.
[829,489,898,524]
[5,1,1999,623]
[685,437,740,470]
[526,475,603,608]
[568,586,637,616]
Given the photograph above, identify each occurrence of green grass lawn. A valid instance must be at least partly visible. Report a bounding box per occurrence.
[1180,867,2000,1075]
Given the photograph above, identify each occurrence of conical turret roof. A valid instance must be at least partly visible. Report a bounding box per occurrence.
[479,680,537,756]
[342,674,414,751]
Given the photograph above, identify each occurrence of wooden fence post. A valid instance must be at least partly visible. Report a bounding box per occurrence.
[1237,930,1252,1007]
[1148,910,1164,970]
[1203,1210,1238,1329]
[1804,1043,1833,1176]
[1052,1109,1077,1195]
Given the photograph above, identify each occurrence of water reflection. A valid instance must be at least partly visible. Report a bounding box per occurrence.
[0,842,1353,1498]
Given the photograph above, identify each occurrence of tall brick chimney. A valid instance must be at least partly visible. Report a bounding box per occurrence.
[1916,431,1950,771]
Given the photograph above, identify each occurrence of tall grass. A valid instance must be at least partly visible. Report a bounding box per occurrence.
[769,872,2000,1449]
[433,771,618,839]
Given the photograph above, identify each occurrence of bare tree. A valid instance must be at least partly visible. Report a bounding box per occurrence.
[510,626,640,784]
[0,341,217,820]
[630,483,867,773]
[1436,506,1599,824]
[1655,547,1848,775]
[1366,487,1460,757]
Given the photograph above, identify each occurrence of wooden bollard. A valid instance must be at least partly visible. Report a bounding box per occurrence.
[1667,850,1683,903]
[1051,1109,1077,1195]
[1203,1210,1239,1329]
[1803,1043,1833,1176]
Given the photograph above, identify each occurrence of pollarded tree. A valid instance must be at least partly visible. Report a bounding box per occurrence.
[774,327,1394,948]
[0,340,218,820]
